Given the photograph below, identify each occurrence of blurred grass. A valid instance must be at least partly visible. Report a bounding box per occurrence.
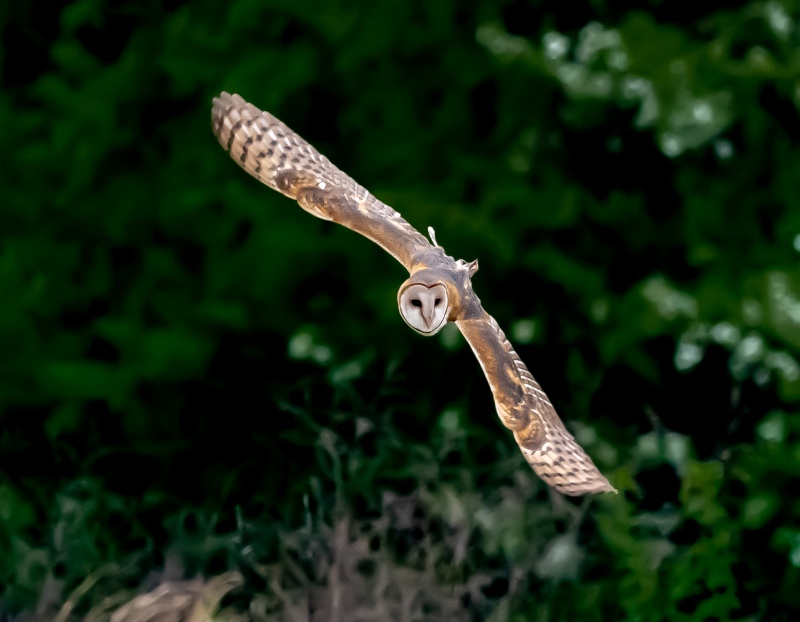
[2,0,800,619]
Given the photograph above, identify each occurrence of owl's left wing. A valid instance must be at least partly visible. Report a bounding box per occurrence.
[456,307,615,496]
[212,92,431,271]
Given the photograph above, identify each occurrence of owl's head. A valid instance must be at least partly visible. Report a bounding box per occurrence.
[397,270,455,336]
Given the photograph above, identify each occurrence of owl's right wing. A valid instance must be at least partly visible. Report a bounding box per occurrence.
[456,307,615,496]
[212,92,432,272]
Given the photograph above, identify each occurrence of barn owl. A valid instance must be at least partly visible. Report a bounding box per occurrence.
[211,92,615,496]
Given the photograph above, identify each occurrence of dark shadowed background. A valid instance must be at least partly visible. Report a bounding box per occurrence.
[2,0,800,620]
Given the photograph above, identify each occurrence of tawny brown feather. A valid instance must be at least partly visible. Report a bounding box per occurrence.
[457,311,615,495]
[211,92,430,270]
[211,92,615,496]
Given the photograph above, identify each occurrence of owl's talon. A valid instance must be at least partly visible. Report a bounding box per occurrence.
[427,226,439,247]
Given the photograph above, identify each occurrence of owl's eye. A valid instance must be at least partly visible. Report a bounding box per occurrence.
[434,298,441,306]
[411,299,422,307]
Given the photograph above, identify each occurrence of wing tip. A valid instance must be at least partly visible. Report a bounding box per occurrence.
[212,91,241,108]
[211,92,255,151]
[554,476,617,497]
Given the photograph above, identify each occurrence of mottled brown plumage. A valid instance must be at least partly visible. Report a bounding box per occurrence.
[211,93,430,270]
[211,92,615,496]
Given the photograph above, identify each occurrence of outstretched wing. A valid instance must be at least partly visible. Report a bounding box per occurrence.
[457,308,615,496]
[211,92,431,271]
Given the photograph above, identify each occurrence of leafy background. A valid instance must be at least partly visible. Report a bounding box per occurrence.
[2,0,800,619]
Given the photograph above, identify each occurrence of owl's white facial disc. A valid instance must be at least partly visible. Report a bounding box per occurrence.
[398,283,449,335]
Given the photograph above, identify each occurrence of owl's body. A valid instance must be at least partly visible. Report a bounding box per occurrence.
[212,92,615,496]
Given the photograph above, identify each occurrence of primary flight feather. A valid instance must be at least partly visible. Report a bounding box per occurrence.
[212,92,615,496]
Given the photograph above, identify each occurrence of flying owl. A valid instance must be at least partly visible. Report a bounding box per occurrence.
[211,92,615,496]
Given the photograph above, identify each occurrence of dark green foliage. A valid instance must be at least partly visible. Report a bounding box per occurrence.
[2,0,800,619]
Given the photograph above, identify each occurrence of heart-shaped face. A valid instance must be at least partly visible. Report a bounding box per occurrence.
[398,282,449,335]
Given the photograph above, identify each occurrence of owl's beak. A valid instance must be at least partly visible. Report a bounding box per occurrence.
[424,305,436,328]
